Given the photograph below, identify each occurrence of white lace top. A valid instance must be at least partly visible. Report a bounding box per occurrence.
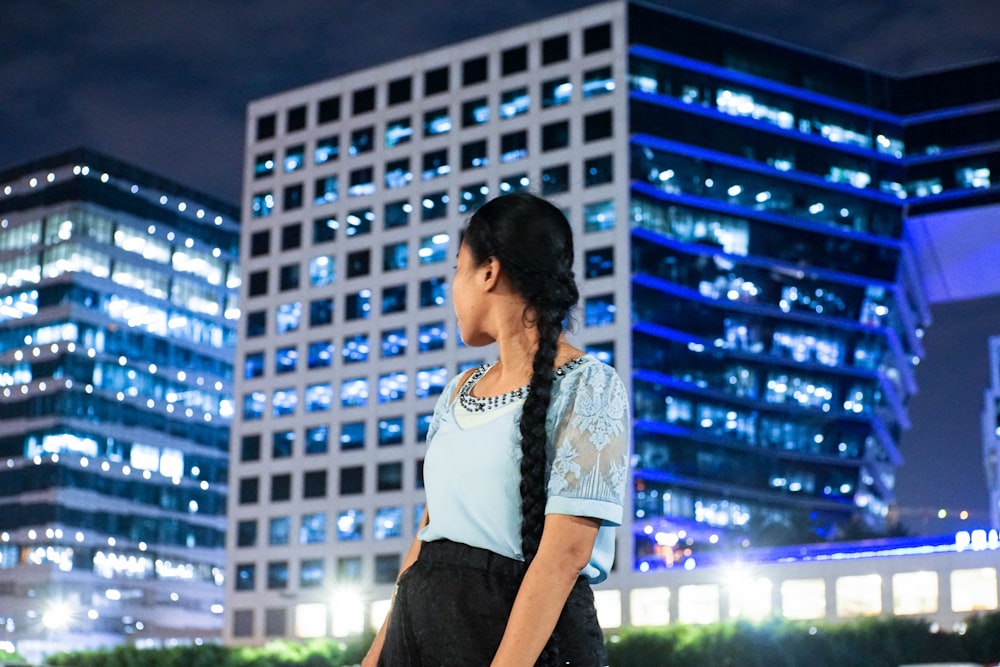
[417,355,630,583]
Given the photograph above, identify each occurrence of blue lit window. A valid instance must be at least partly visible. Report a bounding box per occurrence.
[499,87,529,118]
[499,173,530,194]
[305,425,328,455]
[378,417,404,446]
[236,563,256,591]
[307,340,333,369]
[348,167,375,197]
[242,392,265,420]
[383,242,408,271]
[300,513,326,544]
[244,351,264,379]
[585,341,614,366]
[421,192,449,221]
[374,506,403,540]
[313,216,337,243]
[418,233,449,264]
[300,559,324,588]
[251,191,274,218]
[342,333,369,363]
[336,509,364,541]
[418,321,447,352]
[413,503,425,531]
[346,207,373,236]
[458,359,483,374]
[273,430,294,459]
[542,77,572,107]
[314,135,339,164]
[284,144,305,172]
[340,378,369,408]
[585,246,614,278]
[378,371,408,403]
[349,126,374,156]
[345,289,371,321]
[582,66,614,98]
[584,293,615,327]
[385,158,413,189]
[309,255,335,286]
[416,366,447,399]
[382,327,408,358]
[272,388,297,417]
[541,164,569,195]
[386,117,413,148]
[459,183,489,214]
[382,284,407,314]
[269,517,290,546]
[276,302,302,333]
[584,155,613,187]
[424,107,452,136]
[340,421,365,450]
[422,149,450,180]
[275,346,297,374]
[254,152,275,178]
[419,277,447,308]
[416,412,433,442]
[309,298,333,327]
[305,383,333,412]
[462,97,490,126]
[461,140,488,170]
[584,200,615,232]
[313,175,338,205]
[385,200,411,228]
[500,130,528,163]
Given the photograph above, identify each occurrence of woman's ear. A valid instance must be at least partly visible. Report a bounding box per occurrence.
[482,256,502,291]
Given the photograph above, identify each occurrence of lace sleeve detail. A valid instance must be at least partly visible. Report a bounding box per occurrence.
[546,361,630,524]
[426,374,462,443]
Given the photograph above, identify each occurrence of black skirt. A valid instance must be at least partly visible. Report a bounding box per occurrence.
[378,539,607,667]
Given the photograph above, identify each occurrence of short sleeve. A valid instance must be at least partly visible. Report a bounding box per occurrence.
[426,374,462,443]
[545,361,630,526]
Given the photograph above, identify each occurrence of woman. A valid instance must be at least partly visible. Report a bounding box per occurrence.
[364,193,630,666]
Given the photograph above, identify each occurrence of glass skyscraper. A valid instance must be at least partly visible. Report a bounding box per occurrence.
[229,0,1000,639]
[0,149,240,658]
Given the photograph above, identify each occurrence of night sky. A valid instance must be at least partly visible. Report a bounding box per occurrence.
[3,0,999,533]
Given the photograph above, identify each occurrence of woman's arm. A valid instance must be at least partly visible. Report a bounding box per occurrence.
[490,513,601,667]
[362,508,429,667]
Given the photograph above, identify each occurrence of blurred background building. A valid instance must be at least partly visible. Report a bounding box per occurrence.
[986,336,1000,531]
[0,148,240,659]
[227,0,1000,641]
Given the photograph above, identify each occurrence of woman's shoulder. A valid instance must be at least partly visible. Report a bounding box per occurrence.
[554,354,625,394]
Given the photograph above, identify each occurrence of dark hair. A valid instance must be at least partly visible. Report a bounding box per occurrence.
[463,193,579,663]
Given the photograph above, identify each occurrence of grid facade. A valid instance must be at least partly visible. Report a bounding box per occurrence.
[0,149,239,657]
[229,0,1000,639]
[986,336,1000,532]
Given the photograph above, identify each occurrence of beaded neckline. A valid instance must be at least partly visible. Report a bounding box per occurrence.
[457,355,589,413]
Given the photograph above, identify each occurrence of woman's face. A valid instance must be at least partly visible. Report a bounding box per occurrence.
[452,242,492,347]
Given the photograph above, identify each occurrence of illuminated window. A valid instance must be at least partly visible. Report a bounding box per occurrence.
[300,559,324,588]
[307,340,333,368]
[346,207,373,236]
[251,192,274,218]
[584,154,613,187]
[272,430,294,459]
[583,66,614,98]
[350,126,374,156]
[500,130,528,163]
[419,277,447,307]
[422,149,450,180]
[385,158,412,189]
[584,293,615,327]
[381,327,407,358]
[305,383,333,412]
[416,366,447,399]
[416,412,433,441]
[374,506,404,540]
[386,117,413,147]
[499,87,529,119]
[345,290,371,320]
[309,255,335,286]
[244,352,264,379]
[461,140,488,170]
[678,584,720,625]
[585,341,614,366]
[284,144,305,172]
[269,516,290,545]
[462,97,489,126]
[295,603,327,639]
[314,135,338,164]
[337,508,364,539]
[273,388,297,417]
[585,246,614,278]
[313,175,338,205]
[421,192,448,221]
[235,563,256,591]
[276,301,302,333]
[835,574,881,617]
[499,173,530,194]
[254,152,275,178]
[340,378,368,408]
[385,200,411,228]
[459,183,489,214]
[951,568,999,613]
[305,425,328,455]
[584,200,615,232]
[418,233,449,264]
[726,573,772,620]
[340,334,370,364]
[242,392,265,420]
[781,579,826,620]
[379,417,404,446]
[382,284,407,314]
[630,587,670,626]
[383,242,408,272]
[340,421,365,451]
[418,321,447,352]
[348,167,375,197]
[892,571,938,616]
[424,107,451,136]
[378,371,408,403]
[312,216,337,243]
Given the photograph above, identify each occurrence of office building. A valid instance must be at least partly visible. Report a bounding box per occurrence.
[986,336,1000,531]
[228,0,1000,639]
[0,148,240,659]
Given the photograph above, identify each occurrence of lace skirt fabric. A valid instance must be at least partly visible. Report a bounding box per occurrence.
[378,540,606,667]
